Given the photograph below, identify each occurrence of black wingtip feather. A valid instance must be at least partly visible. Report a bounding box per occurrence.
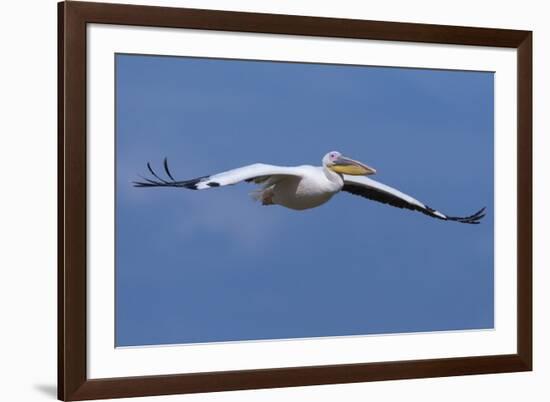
[446,206,487,224]
[146,162,169,184]
[163,157,175,181]
[134,159,208,189]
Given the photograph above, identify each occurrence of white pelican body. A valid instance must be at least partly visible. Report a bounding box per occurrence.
[135,151,485,224]
[251,165,342,210]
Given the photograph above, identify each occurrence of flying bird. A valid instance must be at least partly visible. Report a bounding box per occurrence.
[134,151,485,224]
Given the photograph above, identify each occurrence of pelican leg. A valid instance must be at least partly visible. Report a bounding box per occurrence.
[261,187,275,205]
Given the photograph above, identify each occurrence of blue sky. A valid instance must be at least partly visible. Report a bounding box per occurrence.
[115,54,494,347]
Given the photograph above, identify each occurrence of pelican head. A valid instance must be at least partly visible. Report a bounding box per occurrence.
[323,151,376,176]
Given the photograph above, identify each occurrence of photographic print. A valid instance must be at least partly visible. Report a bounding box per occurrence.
[59,3,532,399]
[116,54,494,347]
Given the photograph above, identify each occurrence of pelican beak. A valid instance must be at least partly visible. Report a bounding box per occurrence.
[329,155,376,175]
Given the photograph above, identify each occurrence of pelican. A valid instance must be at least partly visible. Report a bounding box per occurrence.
[134,151,485,224]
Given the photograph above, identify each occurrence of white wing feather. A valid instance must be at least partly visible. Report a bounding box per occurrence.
[343,175,432,211]
[195,163,303,189]
[134,161,303,190]
[342,175,486,224]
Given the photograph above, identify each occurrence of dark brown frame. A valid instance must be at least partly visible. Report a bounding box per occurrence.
[58,1,532,400]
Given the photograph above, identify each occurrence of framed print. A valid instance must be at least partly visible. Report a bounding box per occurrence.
[58,1,532,400]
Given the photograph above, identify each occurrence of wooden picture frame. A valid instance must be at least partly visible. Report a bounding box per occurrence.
[58,1,532,400]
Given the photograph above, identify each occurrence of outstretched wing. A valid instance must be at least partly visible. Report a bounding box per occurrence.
[133,158,303,190]
[342,175,486,224]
